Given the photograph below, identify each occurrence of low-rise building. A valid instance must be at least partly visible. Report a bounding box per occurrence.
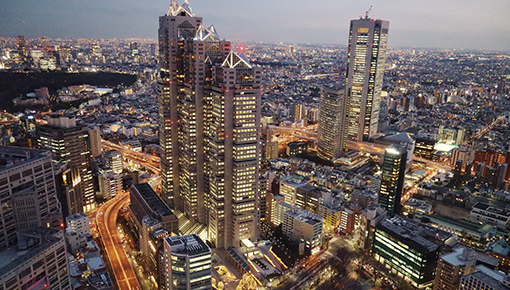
[279,203,323,253]
[470,203,510,230]
[460,265,510,290]
[433,247,476,290]
[129,183,179,235]
[66,212,90,235]
[403,198,433,215]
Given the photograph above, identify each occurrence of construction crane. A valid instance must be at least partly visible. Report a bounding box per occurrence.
[365,5,373,19]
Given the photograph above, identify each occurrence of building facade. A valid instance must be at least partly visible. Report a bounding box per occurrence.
[88,127,102,158]
[470,203,510,230]
[460,265,510,290]
[373,217,453,288]
[345,17,389,141]
[160,234,212,290]
[38,115,95,212]
[66,212,90,235]
[379,145,407,215]
[98,171,122,200]
[317,87,347,161]
[294,103,307,122]
[0,146,63,249]
[282,206,323,252]
[54,162,83,219]
[0,228,70,290]
[433,247,475,290]
[158,1,262,248]
[104,150,123,174]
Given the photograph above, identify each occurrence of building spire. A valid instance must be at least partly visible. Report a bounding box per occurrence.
[168,0,193,17]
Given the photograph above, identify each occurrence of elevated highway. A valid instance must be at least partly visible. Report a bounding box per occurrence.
[97,192,141,290]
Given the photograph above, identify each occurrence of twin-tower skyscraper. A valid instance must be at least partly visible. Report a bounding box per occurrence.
[158,1,262,248]
[318,16,390,161]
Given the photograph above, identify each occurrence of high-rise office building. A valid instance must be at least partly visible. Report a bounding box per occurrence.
[265,141,279,160]
[98,171,122,199]
[379,144,407,215]
[158,0,262,248]
[89,127,102,158]
[345,17,389,141]
[307,108,319,124]
[317,86,347,160]
[373,217,453,288]
[0,146,63,248]
[16,35,26,59]
[104,150,123,174]
[54,162,83,218]
[160,234,212,290]
[38,115,95,212]
[0,146,70,289]
[294,103,307,122]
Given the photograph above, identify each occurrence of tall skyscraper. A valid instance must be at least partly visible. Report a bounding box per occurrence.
[54,163,83,219]
[294,103,307,122]
[158,0,262,248]
[345,16,389,141]
[88,126,102,158]
[16,35,26,59]
[379,144,407,215]
[317,86,347,161]
[38,115,95,213]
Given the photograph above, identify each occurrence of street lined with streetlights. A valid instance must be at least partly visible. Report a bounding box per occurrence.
[96,192,141,290]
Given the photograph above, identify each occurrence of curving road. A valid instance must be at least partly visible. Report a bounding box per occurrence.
[101,140,161,174]
[97,192,141,290]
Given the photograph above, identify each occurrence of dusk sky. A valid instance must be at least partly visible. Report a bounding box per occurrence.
[1,0,509,51]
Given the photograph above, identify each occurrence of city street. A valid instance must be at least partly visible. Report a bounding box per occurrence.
[96,192,141,290]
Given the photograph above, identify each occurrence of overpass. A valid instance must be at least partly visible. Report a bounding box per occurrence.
[101,140,161,174]
[269,125,453,171]
[303,73,340,80]
[345,140,453,171]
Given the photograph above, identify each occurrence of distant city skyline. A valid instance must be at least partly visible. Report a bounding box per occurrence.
[1,0,509,51]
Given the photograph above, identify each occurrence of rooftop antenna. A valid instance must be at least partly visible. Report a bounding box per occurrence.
[365,5,373,19]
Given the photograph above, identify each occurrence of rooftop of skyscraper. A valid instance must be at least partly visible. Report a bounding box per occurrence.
[0,145,51,171]
[165,233,210,256]
[0,227,64,277]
